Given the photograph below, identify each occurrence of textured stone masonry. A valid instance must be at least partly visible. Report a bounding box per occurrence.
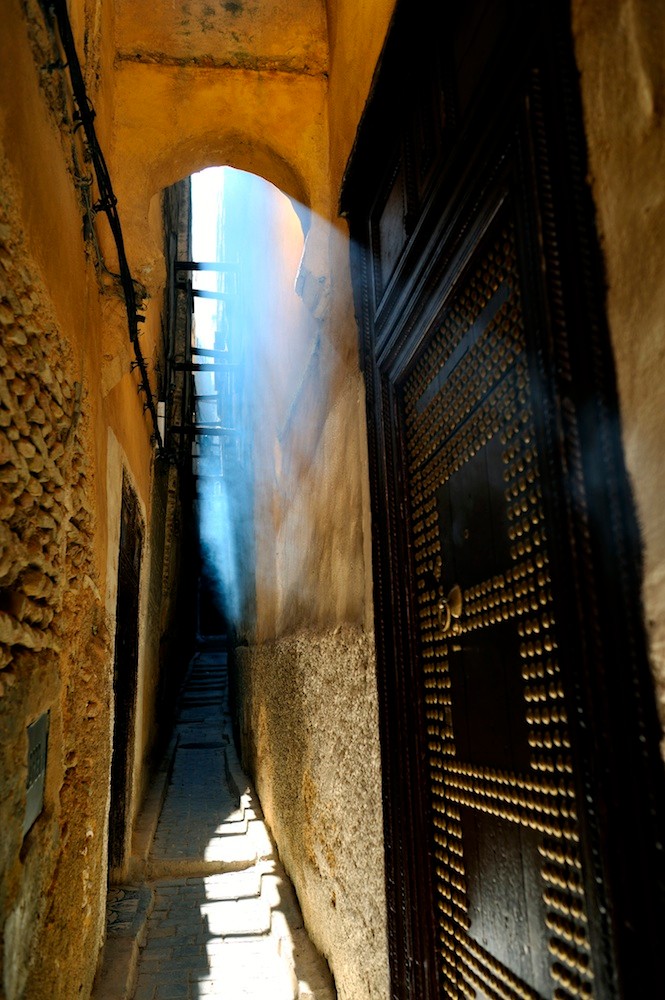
[0,220,93,682]
[0,170,109,1000]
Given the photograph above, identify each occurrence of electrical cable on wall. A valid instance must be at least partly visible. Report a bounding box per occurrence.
[46,0,164,451]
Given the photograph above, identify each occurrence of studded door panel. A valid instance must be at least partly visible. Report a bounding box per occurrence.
[399,208,594,999]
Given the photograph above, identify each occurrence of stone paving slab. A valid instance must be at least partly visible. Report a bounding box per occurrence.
[200,897,272,936]
[202,870,262,901]
[151,742,241,862]
[93,642,336,1000]
[106,887,153,939]
[202,820,272,863]
[92,886,154,1000]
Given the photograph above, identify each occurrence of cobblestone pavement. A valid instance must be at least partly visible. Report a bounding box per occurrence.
[93,639,336,1000]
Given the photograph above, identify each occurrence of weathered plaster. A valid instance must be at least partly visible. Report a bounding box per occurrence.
[243,195,369,638]
[114,0,328,74]
[235,626,389,1000]
[110,62,329,301]
[0,155,111,1000]
[271,365,368,633]
[0,3,179,995]
[572,0,665,754]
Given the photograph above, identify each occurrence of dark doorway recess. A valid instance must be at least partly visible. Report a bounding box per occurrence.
[342,2,665,997]
[108,477,143,879]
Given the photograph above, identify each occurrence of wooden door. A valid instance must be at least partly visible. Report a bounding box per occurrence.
[108,479,142,877]
[342,2,665,997]
[400,196,593,998]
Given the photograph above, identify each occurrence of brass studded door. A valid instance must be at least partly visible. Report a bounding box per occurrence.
[401,201,593,998]
[342,2,665,998]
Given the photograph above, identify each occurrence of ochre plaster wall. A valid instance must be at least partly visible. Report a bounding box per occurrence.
[110,62,329,300]
[1,2,177,995]
[114,0,327,73]
[572,0,665,756]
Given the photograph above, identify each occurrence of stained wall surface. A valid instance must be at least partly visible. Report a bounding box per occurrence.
[0,1,179,996]
[114,0,328,72]
[572,0,665,756]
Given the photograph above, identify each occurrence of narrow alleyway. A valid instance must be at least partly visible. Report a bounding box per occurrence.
[93,636,336,1000]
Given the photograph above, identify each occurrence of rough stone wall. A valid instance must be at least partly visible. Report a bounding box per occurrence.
[235,626,389,1000]
[0,3,180,995]
[572,0,665,756]
[0,176,110,1000]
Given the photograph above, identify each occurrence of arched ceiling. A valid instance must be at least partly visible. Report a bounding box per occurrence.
[107,0,397,285]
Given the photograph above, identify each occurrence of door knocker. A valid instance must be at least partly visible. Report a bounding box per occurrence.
[437,583,463,635]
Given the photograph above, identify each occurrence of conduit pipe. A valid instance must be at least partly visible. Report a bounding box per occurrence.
[46,0,164,450]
